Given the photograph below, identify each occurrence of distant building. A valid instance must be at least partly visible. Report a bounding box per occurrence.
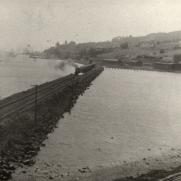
[100,59,119,66]
[153,62,173,71]
[177,40,181,48]
[102,58,118,63]
[136,55,161,65]
[162,56,173,63]
[139,41,155,48]
[94,58,123,67]
[127,60,143,67]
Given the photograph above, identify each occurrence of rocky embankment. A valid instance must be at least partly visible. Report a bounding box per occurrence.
[0,66,103,180]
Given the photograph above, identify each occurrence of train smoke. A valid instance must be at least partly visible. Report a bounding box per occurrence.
[55,60,78,71]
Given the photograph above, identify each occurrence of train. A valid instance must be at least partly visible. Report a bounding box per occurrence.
[75,64,96,75]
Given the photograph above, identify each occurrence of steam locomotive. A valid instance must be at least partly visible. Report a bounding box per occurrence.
[75,64,96,75]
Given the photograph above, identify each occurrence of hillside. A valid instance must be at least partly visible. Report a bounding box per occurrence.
[42,30,181,63]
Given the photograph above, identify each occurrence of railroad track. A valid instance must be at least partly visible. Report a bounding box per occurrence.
[0,66,103,121]
[160,172,181,181]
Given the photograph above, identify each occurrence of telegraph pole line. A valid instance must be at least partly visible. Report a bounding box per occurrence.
[32,85,38,122]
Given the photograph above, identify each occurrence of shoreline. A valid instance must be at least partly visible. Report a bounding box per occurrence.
[11,147,181,181]
[67,149,181,181]
[100,65,181,74]
[0,67,103,180]
[74,59,181,74]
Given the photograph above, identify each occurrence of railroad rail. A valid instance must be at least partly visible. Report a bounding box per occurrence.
[0,66,103,121]
[160,172,181,181]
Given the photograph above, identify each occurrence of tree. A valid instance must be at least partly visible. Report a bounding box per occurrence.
[120,42,128,49]
[55,42,61,48]
[88,48,98,58]
[78,49,87,59]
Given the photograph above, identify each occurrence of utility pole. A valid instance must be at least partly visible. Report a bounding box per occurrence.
[32,85,38,122]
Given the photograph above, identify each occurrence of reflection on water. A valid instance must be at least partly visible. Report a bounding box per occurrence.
[13,68,181,180]
[0,55,75,98]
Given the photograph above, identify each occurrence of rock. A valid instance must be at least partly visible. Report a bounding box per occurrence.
[49,175,53,179]
[8,164,15,171]
[0,169,12,180]
[27,150,37,156]
[57,164,62,168]
[78,169,86,173]
[41,143,46,147]
[22,159,35,166]
[78,167,91,173]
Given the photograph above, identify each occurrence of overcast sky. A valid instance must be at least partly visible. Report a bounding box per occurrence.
[1,0,181,51]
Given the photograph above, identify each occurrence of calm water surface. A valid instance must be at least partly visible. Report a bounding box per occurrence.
[0,55,74,98]
[12,68,181,180]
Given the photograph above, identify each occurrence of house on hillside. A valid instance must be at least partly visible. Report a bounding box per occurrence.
[136,55,162,65]
[175,40,181,48]
[162,56,173,63]
[139,41,155,48]
[101,58,118,64]
[127,60,143,67]
[98,58,124,67]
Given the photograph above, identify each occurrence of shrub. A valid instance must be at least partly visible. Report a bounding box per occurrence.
[120,42,129,49]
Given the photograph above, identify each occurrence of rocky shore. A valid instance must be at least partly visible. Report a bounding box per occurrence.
[65,153,181,181]
[0,67,103,180]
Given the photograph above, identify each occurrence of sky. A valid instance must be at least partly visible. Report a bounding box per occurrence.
[1,0,181,51]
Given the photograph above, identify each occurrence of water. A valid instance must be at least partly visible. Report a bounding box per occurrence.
[12,68,181,180]
[0,55,75,98]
